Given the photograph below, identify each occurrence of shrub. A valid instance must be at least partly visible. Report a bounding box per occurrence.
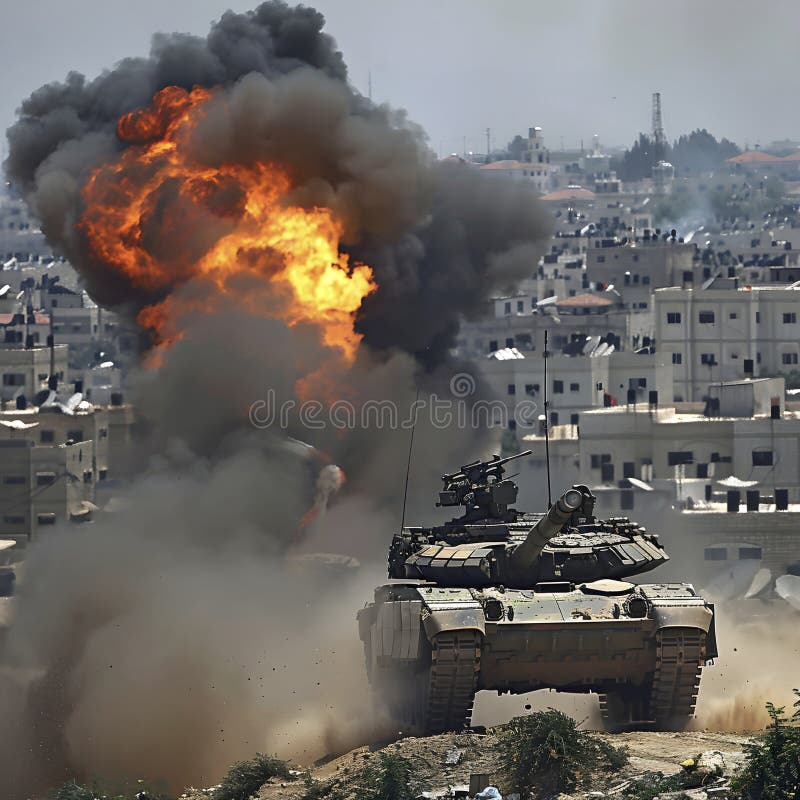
[354,753,415,800]
[733,690,800,800]
[497,710,629,798]
[51,783,96,800]
[211,753,292,800]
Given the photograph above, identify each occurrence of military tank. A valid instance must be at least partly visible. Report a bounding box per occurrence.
[357,450,718,733]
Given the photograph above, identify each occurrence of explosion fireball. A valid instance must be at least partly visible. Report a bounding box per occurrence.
[79,85,375,359]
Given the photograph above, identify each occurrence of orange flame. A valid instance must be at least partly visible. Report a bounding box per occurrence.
[78,86,375,360]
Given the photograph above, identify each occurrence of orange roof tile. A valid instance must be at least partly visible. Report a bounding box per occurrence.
[726,150,782,164]
[555,292,614,308]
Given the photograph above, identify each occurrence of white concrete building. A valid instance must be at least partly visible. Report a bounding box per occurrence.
[655,283,800,401]
[478,349,673,433]
[0,345,68,404]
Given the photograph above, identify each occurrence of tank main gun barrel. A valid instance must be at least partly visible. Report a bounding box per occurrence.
[510,488,584,569]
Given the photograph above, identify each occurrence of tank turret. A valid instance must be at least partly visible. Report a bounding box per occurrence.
[388,452,668,586]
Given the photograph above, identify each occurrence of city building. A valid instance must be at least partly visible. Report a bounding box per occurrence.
[0,345,68,404]
[654,283,800,401]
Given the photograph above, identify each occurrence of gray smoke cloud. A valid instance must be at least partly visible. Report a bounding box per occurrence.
[1,3,551,796]
[5,1,550,366]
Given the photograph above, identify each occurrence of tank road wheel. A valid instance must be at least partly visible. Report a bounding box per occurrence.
[649,627,706,731]
[372,630,480,735]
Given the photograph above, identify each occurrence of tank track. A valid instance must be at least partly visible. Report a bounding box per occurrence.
[425,630,481,733]
[599,627,705,730]
[649,627,705,725]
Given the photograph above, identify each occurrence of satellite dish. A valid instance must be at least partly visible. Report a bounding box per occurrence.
[536,295,558,306]
[33,389,55,407]
[775,574,800,611]
[582,335,600,356]
[627,477,654,491]
[744,568,772,599]
[704,560,761,603]
[60,393,84,414]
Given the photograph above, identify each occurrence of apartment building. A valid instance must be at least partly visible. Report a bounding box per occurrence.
[0,345,68,404]
[478,349,673,434]
[655,283,800,400]
[586,238,695,310]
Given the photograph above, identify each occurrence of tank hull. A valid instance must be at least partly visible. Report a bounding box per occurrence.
[358,580,716,733]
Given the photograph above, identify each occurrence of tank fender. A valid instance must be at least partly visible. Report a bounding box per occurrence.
[421,607,486,641]
[414,586,485,641]
[648,602,714,634]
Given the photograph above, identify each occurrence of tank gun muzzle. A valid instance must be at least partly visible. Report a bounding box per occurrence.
[510,488,585,570]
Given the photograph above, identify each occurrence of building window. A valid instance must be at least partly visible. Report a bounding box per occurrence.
[623,462,635,479]
[36,473,56,487]
[704,547,728,561]
[752,450,774,466]
[66,430,84,442]
[570,413,579,425]
[729,312,738,320]
[40,430,54,444]
[783,312,797,324]
[782,353,799,365]
[37,513,56,525]
[525,384,537,396]
[507,384,516,396]
[569,382,580,392]
[739,546,763,560]
[642,275,650,285]
[516,300,524,313]
[489,340,498,352]
[698,311,715,324]
[667,451,694,466]
[620,490,634,510]
[504,302,511,315]
[505,337,514,348]
[590,454,612,469]
[2,475,26,485]
[553,380,564,394]
[597,256,606,263]
[83,470,93,484]
[3,515,25,525]
[550,411,559,426]
[2,373,25,386]
[666,312,682,324]
[756,311,761,323]
[700,353,716,365]
[672,352,682,364]
[99,469,107,480]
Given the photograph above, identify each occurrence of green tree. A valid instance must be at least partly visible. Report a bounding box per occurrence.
[671,129,740,175]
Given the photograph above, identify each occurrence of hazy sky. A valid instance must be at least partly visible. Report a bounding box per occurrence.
[2,0,799,159]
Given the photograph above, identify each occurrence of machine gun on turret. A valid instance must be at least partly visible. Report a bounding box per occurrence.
[437,449,532,522]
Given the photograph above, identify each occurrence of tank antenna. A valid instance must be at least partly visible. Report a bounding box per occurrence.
[544,330,553,507]
[400,385,420,531]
